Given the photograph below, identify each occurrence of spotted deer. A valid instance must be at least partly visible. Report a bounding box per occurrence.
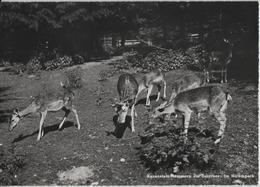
[113,73,139,132]
[154,73,206,114]
[113,70,167,132]
[150,85,232,144]
[136,69,167,106]
[206,38,233,83]
[9,82,81,141]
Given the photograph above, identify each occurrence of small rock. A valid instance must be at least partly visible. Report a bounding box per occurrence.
[90,181,99,186]
[0,143,2,146]
[33,174,37,177]
[233,179,244,185]
[254,145,257,149]
[0,169,3,173]
[109,158,113,162]
[104,147,109,150]
[14,175,17,178]
[28,75,36,78]
[120,158,126,162]
[243,140,249,145]
[100,124,103,127]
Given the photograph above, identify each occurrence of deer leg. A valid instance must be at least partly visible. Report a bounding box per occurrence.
[71,107,81,130]
[214,112,227,144]
[224,68,228,83]
[37,111,47,141]
[146,85,153,106]
[58,108,71,130]
[181,111,192,143]
[221,68,224,83]
[130,105,135,132]
[162,80,167,99]
[156,84,161,102]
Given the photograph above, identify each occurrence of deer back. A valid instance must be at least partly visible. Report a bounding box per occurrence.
[142,69,164,87]
[170,74,205,101]
[117,73,138,103]
[174,86,226,113]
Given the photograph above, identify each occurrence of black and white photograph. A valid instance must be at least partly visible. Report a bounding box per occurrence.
[0,1,258,185]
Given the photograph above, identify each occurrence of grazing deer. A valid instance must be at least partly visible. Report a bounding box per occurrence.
[9,82,81,141]
[113,73,139,132]
[206,38,233,83]
[113,70,167,132]
[150,86,232,144]
[154,73,206,116]
[136,69,167,106]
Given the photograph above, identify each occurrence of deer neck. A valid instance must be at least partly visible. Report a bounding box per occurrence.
[19,102,38,117]
[162,103,176,115]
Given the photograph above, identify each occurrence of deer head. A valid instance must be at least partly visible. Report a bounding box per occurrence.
[9,108,21,131]
[112,99,131,124]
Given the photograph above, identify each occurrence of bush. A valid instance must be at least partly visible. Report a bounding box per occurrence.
[137,121,217,172]
[0,146,26,185]
[63,67,83,90]
[26,56,43,74]
[112,44,209,73]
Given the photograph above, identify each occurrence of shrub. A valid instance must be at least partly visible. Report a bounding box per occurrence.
[63,67,83,90]
[0,146,26,185]
[137,121,217,172]
[26,56,43,74]
[112,44,209,73]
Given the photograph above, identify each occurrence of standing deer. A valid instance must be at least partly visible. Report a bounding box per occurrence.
[9,82,81,141]
[150,85,232,144]
[154,73,206,114]
[113,73,139,132]
[206,38,233,83]
[136,69,167,106]
[113,70,166,132]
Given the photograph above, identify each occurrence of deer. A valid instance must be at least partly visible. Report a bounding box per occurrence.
[154,73,206,119]
[113,70,166,133]
[9,82,81,141]
[206,38,233,83]
[113,73,139,133]
[136,69,167,107]
[150,85,232,144]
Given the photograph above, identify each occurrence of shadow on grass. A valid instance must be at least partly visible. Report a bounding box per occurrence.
[0,109,12,123]
[136,95,162,106]
[12,121,74,143]
[106,115,132,139]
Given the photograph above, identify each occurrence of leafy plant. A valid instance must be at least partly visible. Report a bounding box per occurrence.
[0,146,26,185]
[137,121,217,172]
[63,67,83,90]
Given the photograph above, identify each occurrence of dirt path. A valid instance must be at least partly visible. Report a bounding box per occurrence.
[0,57,258,185]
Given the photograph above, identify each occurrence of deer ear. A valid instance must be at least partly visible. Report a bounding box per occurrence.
[13,108,19,114]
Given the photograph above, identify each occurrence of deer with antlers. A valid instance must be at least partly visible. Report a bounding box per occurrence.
[9,82,81,141]
[150,85,232,144]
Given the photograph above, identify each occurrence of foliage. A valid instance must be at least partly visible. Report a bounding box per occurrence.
[112,44,209,73]
[26,56,43,74]
[0,146,26,185]
[63,67,83,90]
[137,122,217,172]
